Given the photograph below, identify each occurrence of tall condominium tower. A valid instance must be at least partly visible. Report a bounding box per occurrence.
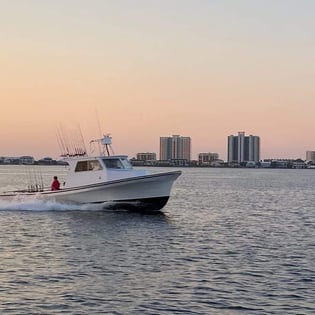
[228,131,260,163]
[306,151,315,161]
[160,135,191,161]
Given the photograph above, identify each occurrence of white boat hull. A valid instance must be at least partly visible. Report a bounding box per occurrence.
[1,171,181,212]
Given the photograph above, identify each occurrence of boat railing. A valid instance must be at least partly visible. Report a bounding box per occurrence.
[27,184,45,193]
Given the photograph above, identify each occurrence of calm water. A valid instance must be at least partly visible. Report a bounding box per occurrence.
[0,166,314,314]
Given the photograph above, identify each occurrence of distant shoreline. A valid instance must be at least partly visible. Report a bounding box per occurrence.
[1,163,314,170]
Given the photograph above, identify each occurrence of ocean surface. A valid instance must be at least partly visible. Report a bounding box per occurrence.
[0,165,314,314]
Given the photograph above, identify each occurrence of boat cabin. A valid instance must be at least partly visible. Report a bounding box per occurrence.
[64,155,149,188]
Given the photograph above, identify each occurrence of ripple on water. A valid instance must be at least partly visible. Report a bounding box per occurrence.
[0,167,315,314]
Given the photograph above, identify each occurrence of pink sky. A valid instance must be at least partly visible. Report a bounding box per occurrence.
[1,1,315,160]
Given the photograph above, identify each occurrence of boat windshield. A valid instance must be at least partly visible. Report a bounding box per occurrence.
[102,158,123,169]
[102,158,132,169]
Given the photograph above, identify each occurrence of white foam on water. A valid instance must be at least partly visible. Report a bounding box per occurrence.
[0,195,106,211]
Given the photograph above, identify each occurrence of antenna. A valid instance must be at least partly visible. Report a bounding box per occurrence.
[95,108,102,154]
[95,108,102,138]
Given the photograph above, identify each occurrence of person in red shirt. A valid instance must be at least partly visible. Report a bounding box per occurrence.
[51,176,60,191]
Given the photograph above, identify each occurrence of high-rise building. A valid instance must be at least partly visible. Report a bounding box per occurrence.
[306,151,315,161]
[160,135,191,161]
[228,131,260,163]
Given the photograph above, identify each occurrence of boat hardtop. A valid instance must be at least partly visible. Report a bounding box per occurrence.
[64,154,150,188]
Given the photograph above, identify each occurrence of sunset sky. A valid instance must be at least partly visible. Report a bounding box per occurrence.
[1,0,314,160]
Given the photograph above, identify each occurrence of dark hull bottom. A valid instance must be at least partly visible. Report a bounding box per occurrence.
[94,196,170,212]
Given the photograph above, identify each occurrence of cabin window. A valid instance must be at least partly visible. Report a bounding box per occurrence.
[75,160,103,172]
[89,160,103,171]
[102,158,124,169]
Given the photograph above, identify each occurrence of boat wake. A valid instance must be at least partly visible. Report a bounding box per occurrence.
[0,197,107,212]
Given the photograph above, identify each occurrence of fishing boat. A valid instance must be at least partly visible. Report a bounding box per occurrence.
[0,135,181,212]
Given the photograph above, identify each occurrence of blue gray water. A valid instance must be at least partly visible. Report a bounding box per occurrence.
[0,166,314,314]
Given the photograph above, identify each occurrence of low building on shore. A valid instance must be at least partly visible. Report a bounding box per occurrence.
[198,152,219,166]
